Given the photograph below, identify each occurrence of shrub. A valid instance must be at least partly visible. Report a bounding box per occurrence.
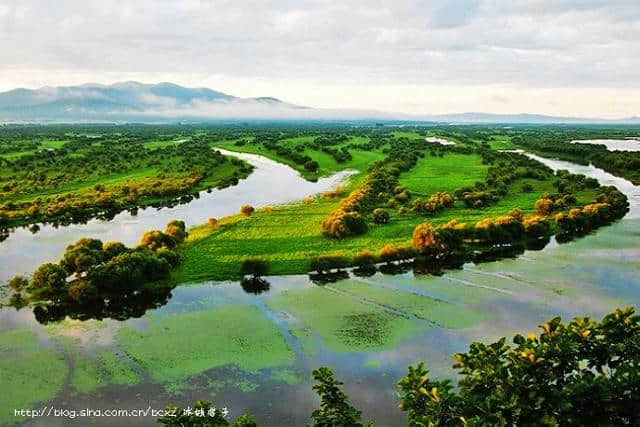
[304,160,319,172]
[322,209,367,238]
[103,241,128,261]
[139,230,177,251]
[310,255,348,273]
[535,197,554,216]
[87,250,171,292]
[378,244,399,263]
[67,280,98,303]
[354,249,376,268]
[240,204,255,216]
[241,258,269,277]
[31,263,68,294]
[522,182,534,192]
[508,207,523,221]
[8,275,29,292]
[208,218,219,228]
[372,208,390,224]
[165,219,187,243]
[523,215,549,238]
[60,238,104,275]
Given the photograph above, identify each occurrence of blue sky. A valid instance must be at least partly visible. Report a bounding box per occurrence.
[0,0,639,117]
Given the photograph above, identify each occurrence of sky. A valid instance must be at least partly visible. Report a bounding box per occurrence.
[0,0,639,118]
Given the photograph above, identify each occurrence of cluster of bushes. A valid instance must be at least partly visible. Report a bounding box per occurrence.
[262,140,315,168]
[8,220,186,307]
[455,151,554,208]
[321,146,352,163]
[322,186,371,238]
[411,192,453,214]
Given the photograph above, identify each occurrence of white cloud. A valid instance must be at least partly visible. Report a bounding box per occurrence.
[0,0,639,117]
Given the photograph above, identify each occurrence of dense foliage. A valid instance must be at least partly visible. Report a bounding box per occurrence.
[7,220,184,322]
[397,307,640,426]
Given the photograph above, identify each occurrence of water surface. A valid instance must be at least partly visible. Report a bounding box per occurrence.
[0,153,638,426]
[570,138,640,152]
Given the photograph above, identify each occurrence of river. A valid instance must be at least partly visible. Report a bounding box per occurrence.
[0,149,355,282]
[0,152,638,426]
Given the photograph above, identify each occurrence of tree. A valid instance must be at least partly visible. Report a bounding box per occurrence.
[60,238,104,275]
[397,307,640,426]
[31,263,67,294]
[165,219,187,243]
[310,367,369,427]
[240,204,255,216]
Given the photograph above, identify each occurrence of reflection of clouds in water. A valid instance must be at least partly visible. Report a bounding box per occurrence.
[0,151,355,282]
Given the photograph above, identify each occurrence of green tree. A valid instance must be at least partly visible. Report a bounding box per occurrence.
[60,238,104,275]
[31,263,68,294]
[397,307,640,426]
[310,367,369,427]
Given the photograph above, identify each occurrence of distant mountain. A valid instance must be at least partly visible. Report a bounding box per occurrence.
[0,82,305,122]
[424,112,640,125]
[0,82,638,124]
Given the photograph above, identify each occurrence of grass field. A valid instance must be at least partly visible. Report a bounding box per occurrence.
[214,135,386,180]
[399,153,488,195]
[173,150,599,283]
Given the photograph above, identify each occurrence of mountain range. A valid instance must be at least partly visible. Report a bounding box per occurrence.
[0,82,638,124]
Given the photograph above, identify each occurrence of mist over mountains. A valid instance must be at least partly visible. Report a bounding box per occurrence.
[0,82,638,124]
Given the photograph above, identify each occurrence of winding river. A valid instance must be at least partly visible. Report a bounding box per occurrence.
[0,149,355,282]
[0,151,639,426]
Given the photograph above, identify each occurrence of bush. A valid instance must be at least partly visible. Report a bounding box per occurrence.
[535,197,554,215]
[87,250,171,292]
[354,249,376,268]
[139,230,177,251]
[310,255,348,273]
[372,208,390,224]
[103,241,128,261]
[31,263,68,294]
[304,160,319,172]
[523,215,549,238]
[208,218,219,228]
[8,275,29,292]
[165,219,187,243]
[240,204,255,216]
[60,238,104,274]
[522,182,534,192]
[241,258,269,277]
[322,209,367,238]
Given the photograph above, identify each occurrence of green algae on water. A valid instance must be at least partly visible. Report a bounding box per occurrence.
[0,329,68,426]
[267,286,418,353]
[116,305,295,383]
